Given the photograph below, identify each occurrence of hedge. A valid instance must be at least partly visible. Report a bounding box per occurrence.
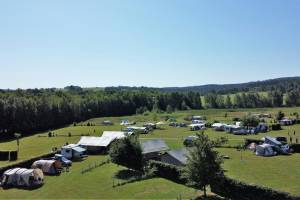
[148,160,186,184]
[271,123,282,130]
[290,144,300,153]
[9,151,18,161]
[0,151,10,161]
[211,175,300,200]
[149,160,300,200]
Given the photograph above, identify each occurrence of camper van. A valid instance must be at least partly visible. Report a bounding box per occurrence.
[189,123,206,131]
[61,144,87,160]
[0,168,44,188]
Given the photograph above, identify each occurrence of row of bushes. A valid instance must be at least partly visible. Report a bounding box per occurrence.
[148,160,186,184]
[210,175,300,200]
[290,144,300,153]
[0,151,18,161]
[271,123,282,130]
[0,152,57,175]
[149,160,300,200]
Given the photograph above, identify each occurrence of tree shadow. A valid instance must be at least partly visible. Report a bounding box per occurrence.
[114,169,143,180]
[1,184,43,191]
[194,195,225,200]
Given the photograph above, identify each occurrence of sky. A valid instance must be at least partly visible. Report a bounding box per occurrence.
[0,0,299,89]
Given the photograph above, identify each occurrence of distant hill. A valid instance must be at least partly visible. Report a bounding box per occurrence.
[105,77,300,94]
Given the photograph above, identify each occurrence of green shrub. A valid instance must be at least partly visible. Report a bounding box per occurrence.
[148,160,186,184]
[211,175,300,200]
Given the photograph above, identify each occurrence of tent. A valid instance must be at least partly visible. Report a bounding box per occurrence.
[256,144,276,156]
[1,168,44,188]
[264,136,282,146]
[161,149,189,166]
[247,142,257,151]
[32,160,62,175]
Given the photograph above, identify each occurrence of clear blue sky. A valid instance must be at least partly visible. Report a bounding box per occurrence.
[0,0,299,89]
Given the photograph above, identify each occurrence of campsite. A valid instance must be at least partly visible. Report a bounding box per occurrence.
[1,107,300,198]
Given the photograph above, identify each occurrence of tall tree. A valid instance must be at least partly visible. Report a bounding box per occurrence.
[109,135,144,172]
[182,133,224,197]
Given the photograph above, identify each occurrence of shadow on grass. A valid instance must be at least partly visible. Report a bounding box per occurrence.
[1,184,43,191]
[194,195,225,200]
[114,169,143,180]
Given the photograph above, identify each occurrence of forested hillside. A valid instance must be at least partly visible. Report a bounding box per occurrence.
[0,88,201,139]
[1,77,300,140]
[106,77,300,94]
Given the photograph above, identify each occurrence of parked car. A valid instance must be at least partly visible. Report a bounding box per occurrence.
[52,154,72,167]
[183,136,198,146]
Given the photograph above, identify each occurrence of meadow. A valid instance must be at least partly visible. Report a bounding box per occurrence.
[1,107,300,198]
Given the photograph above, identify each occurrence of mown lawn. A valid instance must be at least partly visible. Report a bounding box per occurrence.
[1,107,300,198]
[0,156,200,199]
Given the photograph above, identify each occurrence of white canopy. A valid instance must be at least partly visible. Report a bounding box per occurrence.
[189,123,205,127]
[78,136,106,147]
[78,131,131,148]
[212,123,226,128]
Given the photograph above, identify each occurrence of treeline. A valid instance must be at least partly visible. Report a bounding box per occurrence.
[105,77,300,94]
[0,88,201,139]
[204,88,300,108]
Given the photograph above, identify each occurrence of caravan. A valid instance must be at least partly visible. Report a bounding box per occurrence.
[61,144,87,160]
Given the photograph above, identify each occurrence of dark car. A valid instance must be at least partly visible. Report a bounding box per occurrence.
[183,136,198,146]
[52,154,72,167]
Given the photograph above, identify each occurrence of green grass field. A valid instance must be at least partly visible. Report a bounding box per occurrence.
[1,107,300,198]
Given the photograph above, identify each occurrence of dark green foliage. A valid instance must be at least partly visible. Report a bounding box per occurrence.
[276,111,285,120]
[166,105,174,113]
[136,106,148,114]
[109,136,144,172]
[182,133,224,197]
[232,117,241,121]
[9,151,18,161]
[289,144,300,153]
[286,88,300,106]
[0,151,9,161]
[271,123,282,130]
[148,160,186,184]
[210,175,300,200]
[242,114,260,127]
[225,95,232,108]
[0,89,202,140]
[268,90,284,107]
